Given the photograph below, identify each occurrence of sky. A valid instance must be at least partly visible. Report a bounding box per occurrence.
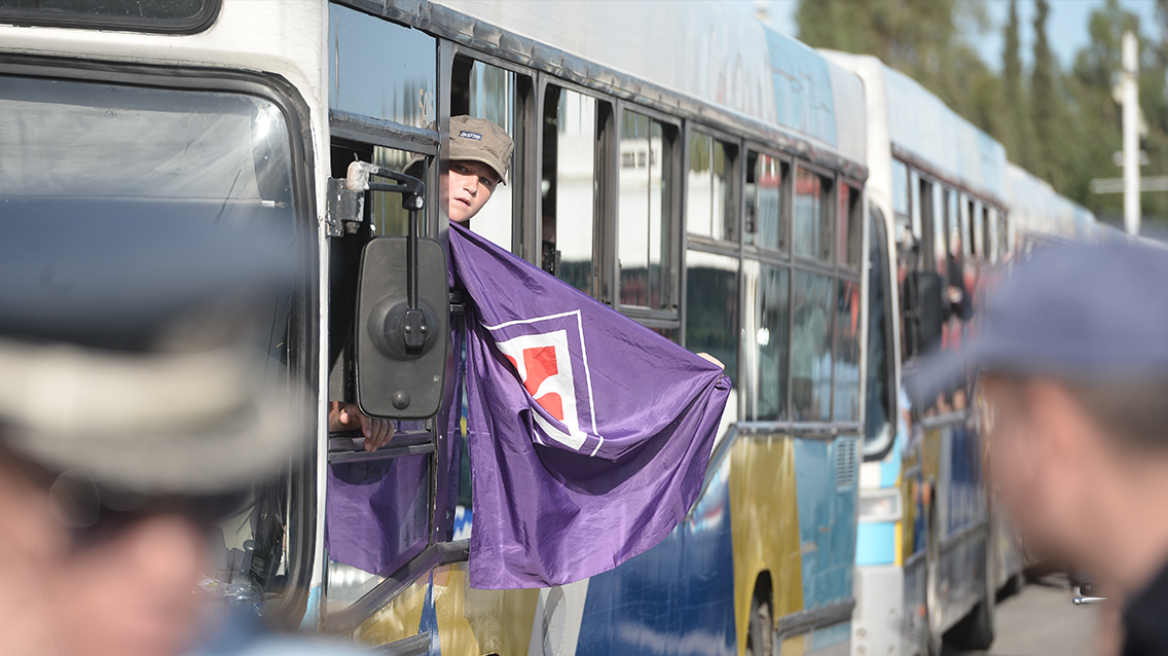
[729,0,1162,71]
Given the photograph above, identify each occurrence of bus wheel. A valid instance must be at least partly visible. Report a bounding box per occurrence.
[745,594,773,656]
[949,534,996,650]
[923,478,943,656]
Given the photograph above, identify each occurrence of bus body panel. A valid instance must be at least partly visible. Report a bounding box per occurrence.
[355,566,539,656]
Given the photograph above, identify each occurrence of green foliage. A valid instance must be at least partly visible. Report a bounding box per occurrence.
[1002,0,1034,172]
[796,0,998,138]
[795,0,1168,231]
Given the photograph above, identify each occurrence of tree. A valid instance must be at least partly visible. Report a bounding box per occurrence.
[1030,0,1062,188]
[1001,0,1033,171]
[794,0,999,137]
[793,0,1168,231]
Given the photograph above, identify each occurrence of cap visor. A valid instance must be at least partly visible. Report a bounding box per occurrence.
[907,346,976,409]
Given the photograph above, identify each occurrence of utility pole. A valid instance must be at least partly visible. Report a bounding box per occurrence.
[1122,30,1140,236]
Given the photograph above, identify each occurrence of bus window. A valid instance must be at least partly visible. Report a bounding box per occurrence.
[930,183,945,278]
[863,209,895,458]
[794,167,834,262]
[542,86,598,296]
[979,206,992,261]
[451,57,523,251]
[838,184,862,268]
[685,250,739,391]
[833,279,861,421]
[371,145,429,236]
[686,132,736,242]
[329,5,435,130]
[998,212,1010,260]
[892,159,910,218]
[745,150,787,252]
[742,260,790,421]
[791,271,833,421]
[619,109,675,310]
[325,454,433,609]
[971,199,981,257]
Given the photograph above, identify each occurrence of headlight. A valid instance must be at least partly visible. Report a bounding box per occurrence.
[858,488,902,523]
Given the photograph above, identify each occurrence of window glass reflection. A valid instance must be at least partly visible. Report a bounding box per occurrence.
[892,159,909,216]
[324,454,432,609]
[619,110,672,309]
[686,132,734,242]
[685,250,738,389]
[746,151,786,251]
[743,260,789,421]
[791,271,833,420]
[542,87,596,295]
[794,168,833,262]
[865,211,894,451]
[329,5,436,129]
[838,185,862,267]
[833,279,861,421]
[371,145,426,237]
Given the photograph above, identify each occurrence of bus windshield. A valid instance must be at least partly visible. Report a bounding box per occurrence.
[0,73,303,610]
[0,75,294,224]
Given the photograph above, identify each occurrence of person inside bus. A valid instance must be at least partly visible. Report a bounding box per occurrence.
[920,239,1168,656]
[329,115,514,448]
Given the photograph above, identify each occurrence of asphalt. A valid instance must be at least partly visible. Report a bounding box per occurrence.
[946,575,1101,656]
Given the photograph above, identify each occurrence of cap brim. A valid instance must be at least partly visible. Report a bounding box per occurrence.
[451,153,508,186]
[0,339,308,496]
[907,345,978,409]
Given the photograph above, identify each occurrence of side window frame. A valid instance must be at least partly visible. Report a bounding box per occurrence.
[447,46,537,257]
[743,143,793,257]
[614,101,683,330]
[862,207,898,460]
[792,159,837,265]
[534,78,615,302]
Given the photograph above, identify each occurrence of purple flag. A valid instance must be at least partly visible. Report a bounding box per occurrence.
[449,223,731,589]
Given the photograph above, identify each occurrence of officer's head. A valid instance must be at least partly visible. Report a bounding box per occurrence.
[921,238,1168,582]
[0,215,307,656]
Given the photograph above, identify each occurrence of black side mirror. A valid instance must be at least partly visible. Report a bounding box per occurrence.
[908,270,945,355]
[350,164,448,419]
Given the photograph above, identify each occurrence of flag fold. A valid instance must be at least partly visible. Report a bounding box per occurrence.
[449,223,731,589]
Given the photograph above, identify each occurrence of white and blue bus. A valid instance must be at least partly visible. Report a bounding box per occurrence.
[0,2,877,654]
[824,52,1098,656]
[0,2,1097,655]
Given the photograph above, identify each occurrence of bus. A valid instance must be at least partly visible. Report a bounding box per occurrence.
[823,52,1098,656]
[1007,163,1099,249]
[0,2,908,654]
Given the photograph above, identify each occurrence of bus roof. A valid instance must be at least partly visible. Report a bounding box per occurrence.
[1007,163,1097,241]
[824,52,1006,205]
[425,0,866,172]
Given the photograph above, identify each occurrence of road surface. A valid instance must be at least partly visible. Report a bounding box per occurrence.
[948,575,1101,656]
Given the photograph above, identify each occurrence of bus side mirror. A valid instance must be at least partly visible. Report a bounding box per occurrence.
[348,163,448,419]
[356,237,448,418]
[910,270,945,354]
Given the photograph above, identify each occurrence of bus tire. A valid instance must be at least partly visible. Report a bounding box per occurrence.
[948,582,995,650]
[949,532,996,650]
[745,594,773,656]
[923,477,944,656]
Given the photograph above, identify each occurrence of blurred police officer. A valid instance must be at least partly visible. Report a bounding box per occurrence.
[0,217,353,656]
[922,238,1168,656]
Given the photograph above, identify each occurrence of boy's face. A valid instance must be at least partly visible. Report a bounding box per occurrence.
[441,160,500,223]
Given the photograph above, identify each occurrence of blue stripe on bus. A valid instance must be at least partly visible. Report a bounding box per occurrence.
[577,456,736,656]
[855,522,896,566]
[793,438,858,609]
[879,428,903,488]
